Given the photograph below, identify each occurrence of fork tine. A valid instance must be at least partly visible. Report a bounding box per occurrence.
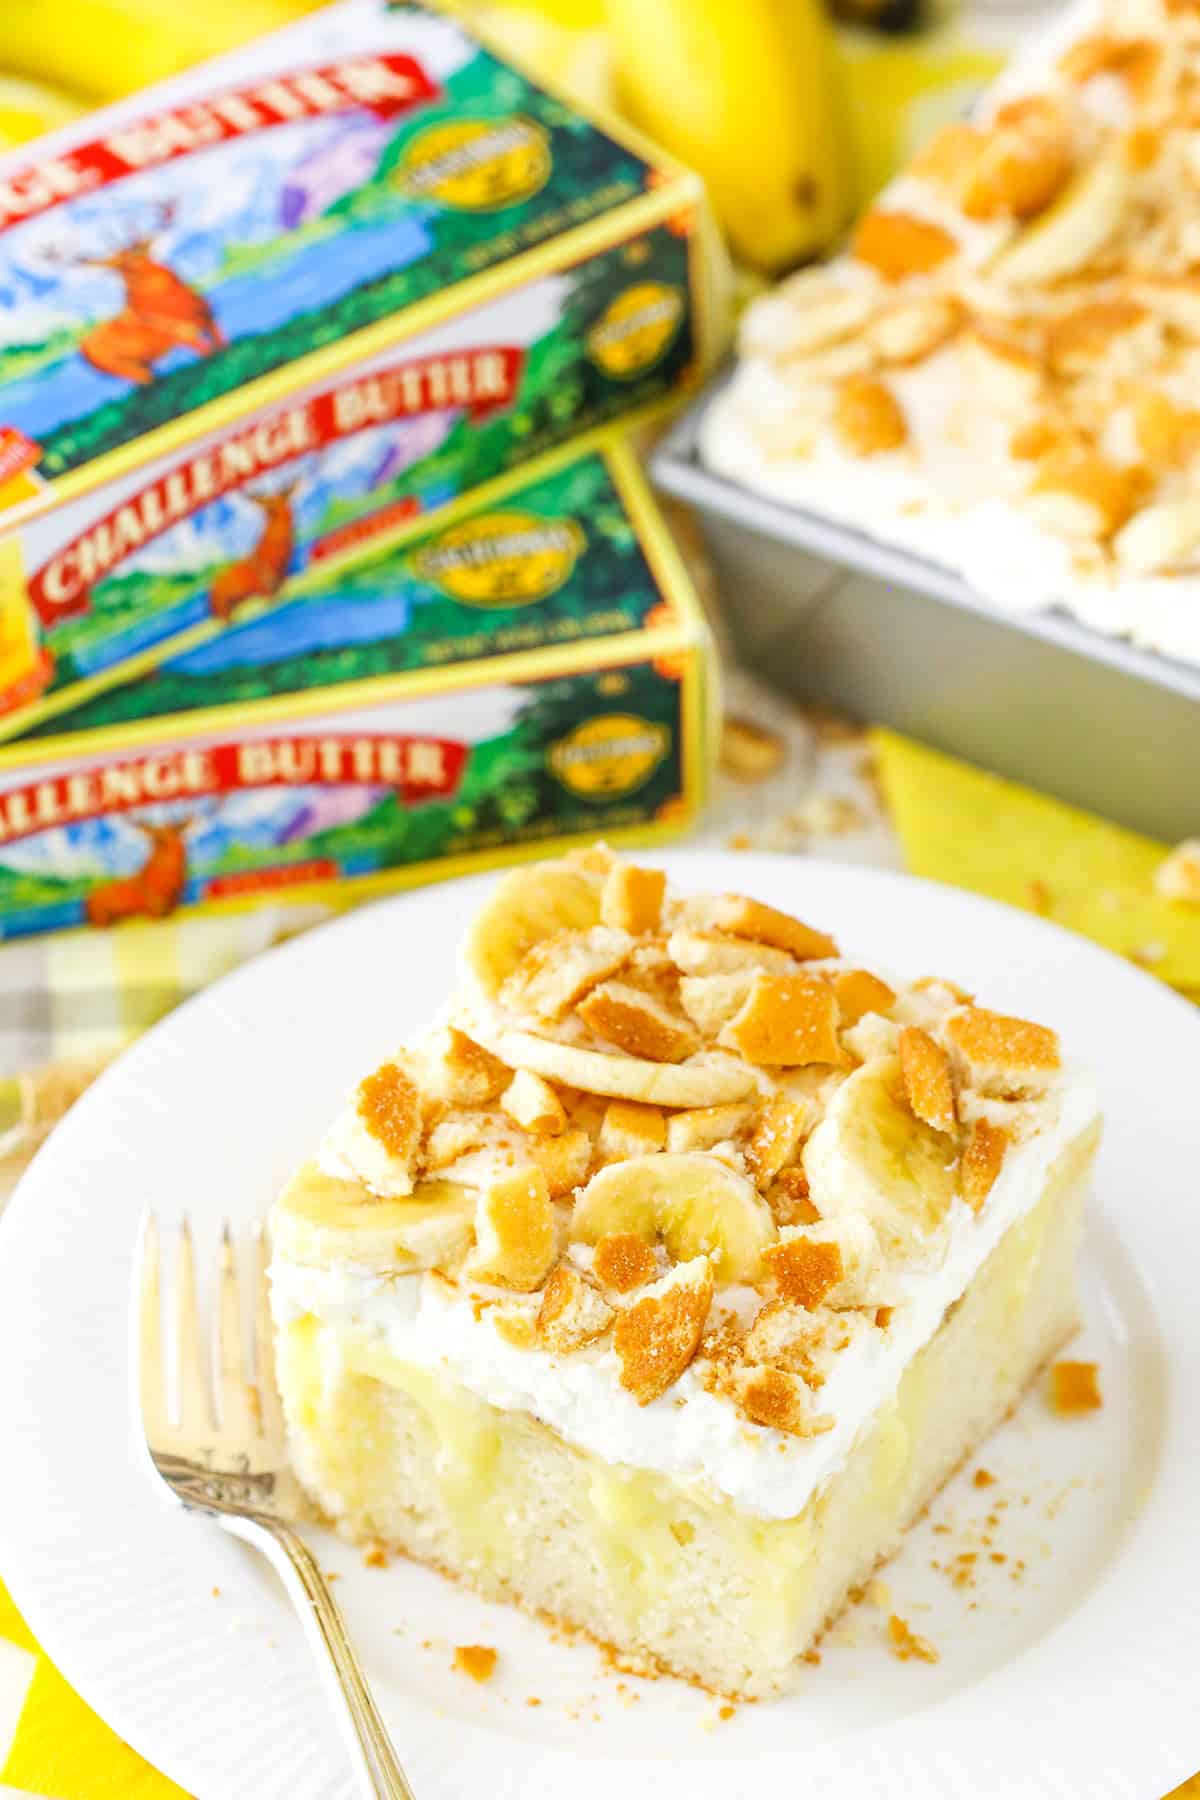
[252,1221,286,1446]
[215,1222,256,1443]
[175,1216,213,1436]
[136,1211,169,1441]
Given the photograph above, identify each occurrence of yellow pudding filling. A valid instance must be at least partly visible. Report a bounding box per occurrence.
[275,1127,1094,1696]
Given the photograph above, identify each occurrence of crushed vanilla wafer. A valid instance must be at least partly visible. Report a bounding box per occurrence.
[277,847,1074,1443]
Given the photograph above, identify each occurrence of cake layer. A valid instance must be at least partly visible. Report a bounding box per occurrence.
[275,1120,1097,1698]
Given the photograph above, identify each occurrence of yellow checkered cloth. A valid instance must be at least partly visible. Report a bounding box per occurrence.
[1,731,1199,1794]
[0,898,345,1169]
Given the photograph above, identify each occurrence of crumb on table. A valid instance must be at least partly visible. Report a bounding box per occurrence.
[719,716,787,783]
[1050,1360,1102,1414]
[454,1644,498,1683]
[1155,839,1200,904]
[887,1614,939,1664]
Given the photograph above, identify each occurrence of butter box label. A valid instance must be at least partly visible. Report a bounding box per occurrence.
[412,511,585,606]
[0,55,441,232]
[0,0,667,517]
[31,444,691,738]
[0,657,700,938]
[3,217,699,738]
[27,344,524,627]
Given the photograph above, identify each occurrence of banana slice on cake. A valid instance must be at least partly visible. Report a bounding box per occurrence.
[991,141,1132,287]
[482,1029,758,1109]
[272,1163,476,1274]
[571,1152,777,1281]
[463,862,603,998]
[802,1057,958,1264]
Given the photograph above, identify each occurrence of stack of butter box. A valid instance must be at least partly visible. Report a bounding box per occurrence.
[0,0,721,939]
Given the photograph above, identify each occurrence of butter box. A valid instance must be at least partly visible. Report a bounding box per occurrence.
[0,0,720,735]
[0,437,713,939]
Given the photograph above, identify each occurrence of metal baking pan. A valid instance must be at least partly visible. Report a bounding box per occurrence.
[652,380,1200,843]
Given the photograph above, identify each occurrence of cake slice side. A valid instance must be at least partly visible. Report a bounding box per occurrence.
[269,847,1101,1697]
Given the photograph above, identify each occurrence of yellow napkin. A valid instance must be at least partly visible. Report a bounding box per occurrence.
[0,1579,187,1797]
[872,729,1200,1002]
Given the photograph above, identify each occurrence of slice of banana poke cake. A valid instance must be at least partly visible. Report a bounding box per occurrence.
[269,849,1101,1698]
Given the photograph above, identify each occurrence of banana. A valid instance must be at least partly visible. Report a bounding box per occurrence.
[478,1028,758,1108]
[740,271,876,361]
[802,1056,958,1264]
[1136,280,1200,340]
[471,6,617,113]
[1114,498,1200,574]
[991,141,1132,288]
[0,75,82,148]
[603,0,852,273]
[571,1151,777,1281]
[867,295,964,367]
[271,1163,476,1275]
[0,0,314,104]
[462,860,603,999]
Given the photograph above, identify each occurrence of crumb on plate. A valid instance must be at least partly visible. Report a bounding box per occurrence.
[454,1644,498,1683]
[887,1614,939,1664]
[1050,1359,1102,1414]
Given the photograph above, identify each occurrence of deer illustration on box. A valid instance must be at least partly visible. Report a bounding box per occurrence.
[209,483,301,622]
[85,816,194,926]
[53,204,225,386]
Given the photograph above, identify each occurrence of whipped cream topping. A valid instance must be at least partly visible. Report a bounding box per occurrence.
[273,1067,1098,1522]
[702,375,1200,670]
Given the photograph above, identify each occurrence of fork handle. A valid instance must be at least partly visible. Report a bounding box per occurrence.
[225,1514,416,1799]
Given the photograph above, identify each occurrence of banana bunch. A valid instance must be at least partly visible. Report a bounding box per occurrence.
[0,72,82,148]
[0,0,319,106]
[602,0,853,272]
[460,0,853,270]
[467,4,616,113]
[4,0,851,276]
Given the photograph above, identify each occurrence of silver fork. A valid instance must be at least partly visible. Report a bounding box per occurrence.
[134,1214,415,1799]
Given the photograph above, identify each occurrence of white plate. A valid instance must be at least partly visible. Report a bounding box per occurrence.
[1,853,1198,1800]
